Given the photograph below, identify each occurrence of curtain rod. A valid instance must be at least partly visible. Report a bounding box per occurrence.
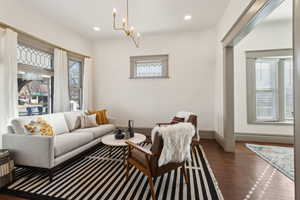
[0,21,91,59]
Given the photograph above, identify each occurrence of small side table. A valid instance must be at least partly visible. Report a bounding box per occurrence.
[101,133,146,165]
[0,149,15,188]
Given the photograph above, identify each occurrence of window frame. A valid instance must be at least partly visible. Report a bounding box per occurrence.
[130,54,169,79]
[246,49,294,125]
[68,56,84,111]
[17,42,54,116]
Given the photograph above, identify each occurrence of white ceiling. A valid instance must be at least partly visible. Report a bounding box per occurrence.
[23,0,230,41]
[264,0,292,23]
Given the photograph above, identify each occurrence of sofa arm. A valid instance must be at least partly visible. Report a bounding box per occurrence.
[2,134,55,169]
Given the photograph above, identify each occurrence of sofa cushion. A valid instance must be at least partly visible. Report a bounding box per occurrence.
[54,132,93,157]
[73,124,115,139]
[64,111,83,131]
[11,113,69,135]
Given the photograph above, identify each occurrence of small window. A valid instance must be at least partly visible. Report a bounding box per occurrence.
[130,55,169,79]
[246,49,293,124]
[68,59,83,111]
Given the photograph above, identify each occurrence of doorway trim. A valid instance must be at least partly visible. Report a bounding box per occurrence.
[221,0,298,198]
[293,0,300,198]
[221,0,285,152]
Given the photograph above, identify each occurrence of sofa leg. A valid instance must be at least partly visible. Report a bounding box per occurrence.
[48,169,53,182]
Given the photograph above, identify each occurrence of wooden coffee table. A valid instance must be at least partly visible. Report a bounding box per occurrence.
[101,133,146,164]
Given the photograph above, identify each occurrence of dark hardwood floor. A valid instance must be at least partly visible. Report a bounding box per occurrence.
[0,139,294,200]
[201,139,294,200]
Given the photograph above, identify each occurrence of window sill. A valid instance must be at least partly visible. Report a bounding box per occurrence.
[129,76,170,79]
[248,120,294,126]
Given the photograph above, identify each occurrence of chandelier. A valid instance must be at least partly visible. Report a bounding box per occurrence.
[112,0,140,47]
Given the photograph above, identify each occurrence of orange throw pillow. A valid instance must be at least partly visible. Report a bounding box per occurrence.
[88,109,109,125]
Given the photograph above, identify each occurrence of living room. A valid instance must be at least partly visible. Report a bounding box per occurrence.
[0,0,299,200]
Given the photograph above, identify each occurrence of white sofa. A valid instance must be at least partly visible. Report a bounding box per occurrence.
[2,111,116,179]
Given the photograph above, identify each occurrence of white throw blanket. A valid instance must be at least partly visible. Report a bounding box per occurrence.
[175,111,194,122]
[151,122,195,166]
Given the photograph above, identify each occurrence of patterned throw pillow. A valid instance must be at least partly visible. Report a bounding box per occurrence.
[171,116,185,124]
[80,114,98,128]
[88,109,109,125]
[24,117,56,136]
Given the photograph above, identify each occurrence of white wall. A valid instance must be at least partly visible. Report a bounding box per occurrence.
[215,0,253,137]
[0,0,92,56]
[234,20,293,136]
[93,30,217,130]
[0,0,93,147]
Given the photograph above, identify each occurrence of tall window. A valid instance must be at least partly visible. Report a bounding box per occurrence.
[68,58,83,111]
[130,55,169,79]
[246,49,293,124]
[17,43,53,116]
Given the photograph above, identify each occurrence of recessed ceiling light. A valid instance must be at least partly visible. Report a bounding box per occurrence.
[184,15,192,21]
[93,26,101,31]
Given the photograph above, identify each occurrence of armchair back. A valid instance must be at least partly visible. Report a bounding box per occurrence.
[149,132,187,176]
[186,115,197,137]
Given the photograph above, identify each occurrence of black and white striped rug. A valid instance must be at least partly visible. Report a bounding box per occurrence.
[2,144,223,200]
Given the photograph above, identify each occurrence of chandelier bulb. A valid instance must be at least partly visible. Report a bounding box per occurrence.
[122,18,127,26]
[113,8,117,16]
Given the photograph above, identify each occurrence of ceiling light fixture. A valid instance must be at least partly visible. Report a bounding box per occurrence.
[184,15,192,21]
[112,0,140,48]
[93,26,101,31]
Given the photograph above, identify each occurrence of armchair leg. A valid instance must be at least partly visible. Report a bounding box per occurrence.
[147,176,156,200]
[125,163,130,180]
[181,165,189,185]
[192,144,197,155]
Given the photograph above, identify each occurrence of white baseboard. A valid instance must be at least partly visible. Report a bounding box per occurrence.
[235,132,294,144]
[199,130,228,151]
[215,133,226,150]
[198,130,215,139]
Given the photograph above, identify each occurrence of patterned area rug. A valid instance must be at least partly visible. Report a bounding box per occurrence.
[1,143,223,200]
[246,144,294,181]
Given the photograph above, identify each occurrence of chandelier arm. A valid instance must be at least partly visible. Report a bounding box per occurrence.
[130,35,139,48]
[113,16,126,31]
[113,27,125,31]
[127,0,129,26]
[112,0,139,48]
[113,16,116,29]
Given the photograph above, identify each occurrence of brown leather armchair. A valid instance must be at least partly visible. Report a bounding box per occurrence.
[125,132,190,200]
[157,114,199,152]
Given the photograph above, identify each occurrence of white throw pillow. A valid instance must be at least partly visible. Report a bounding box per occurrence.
[64,111,83,131]
[42,113,70,134]
[80,114,98,128]
[11,119,27,134]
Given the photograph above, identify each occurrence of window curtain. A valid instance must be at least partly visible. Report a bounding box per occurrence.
[0,29,18,133]
[82,58,93,110]
[53,48,70,112]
